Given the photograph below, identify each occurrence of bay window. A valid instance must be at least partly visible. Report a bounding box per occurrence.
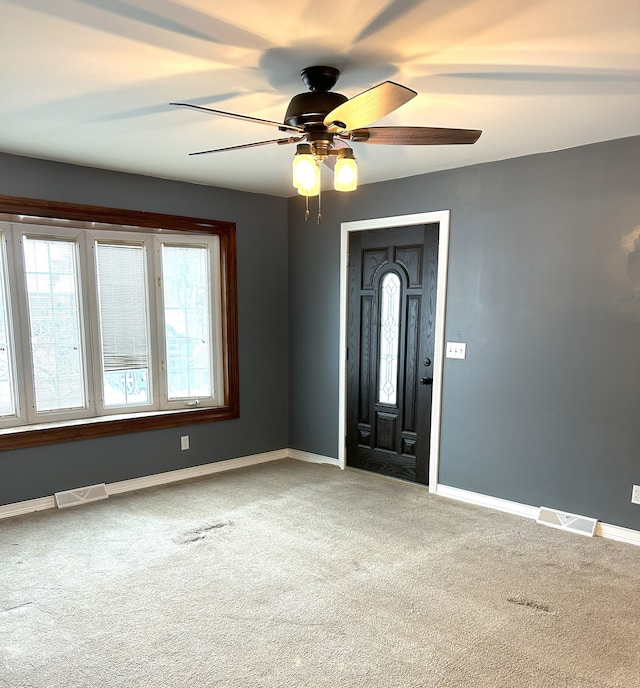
[0,195,239,449]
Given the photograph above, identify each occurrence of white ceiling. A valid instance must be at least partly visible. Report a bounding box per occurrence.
[1,0,638,197]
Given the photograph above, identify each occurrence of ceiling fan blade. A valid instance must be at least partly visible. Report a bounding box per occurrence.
[347,126,482,145]
[171,102,303,133]
[189,136,302,156]
[324,81,416,132]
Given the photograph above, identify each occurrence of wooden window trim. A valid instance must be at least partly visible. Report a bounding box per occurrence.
[0,194,239,451]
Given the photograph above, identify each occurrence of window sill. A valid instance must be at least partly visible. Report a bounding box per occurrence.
[0,403,240,451]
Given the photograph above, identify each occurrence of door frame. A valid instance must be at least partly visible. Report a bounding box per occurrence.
[338,210,450,492]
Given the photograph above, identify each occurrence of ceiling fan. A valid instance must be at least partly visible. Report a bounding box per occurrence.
[171,66,481,217]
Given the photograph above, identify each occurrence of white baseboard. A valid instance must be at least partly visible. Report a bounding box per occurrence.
[595,522,640,547]
[436,484,540,520]
[436,483,640,548]
[288,449,340,467]
[107,449,290,496]
[0,495,56,520]
[0,449,341,521]
[0,449,289,521]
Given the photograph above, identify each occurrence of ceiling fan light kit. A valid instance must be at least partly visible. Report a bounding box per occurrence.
[293,142,358,195]
[292,143,321,196]
[173,66,481,221]
[334,148,358,192]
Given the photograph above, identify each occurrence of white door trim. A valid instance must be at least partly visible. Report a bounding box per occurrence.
[338,210,450,491]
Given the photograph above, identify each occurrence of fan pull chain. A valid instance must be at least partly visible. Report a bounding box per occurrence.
[304,194,310,221]
[317,185,322,224]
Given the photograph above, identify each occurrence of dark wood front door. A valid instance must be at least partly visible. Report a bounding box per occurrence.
[346,224,438,484]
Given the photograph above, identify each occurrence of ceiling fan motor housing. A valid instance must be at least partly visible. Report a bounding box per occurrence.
[284,90,348,128]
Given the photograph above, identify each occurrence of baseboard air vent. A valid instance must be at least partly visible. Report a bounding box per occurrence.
[55,483,108,509]
[537,506,597,537]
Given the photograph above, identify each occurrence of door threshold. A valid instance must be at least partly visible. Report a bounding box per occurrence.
[345,466,430,490]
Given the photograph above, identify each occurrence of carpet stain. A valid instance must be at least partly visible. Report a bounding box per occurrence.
[507,596,555,613]
[174,520,233,545]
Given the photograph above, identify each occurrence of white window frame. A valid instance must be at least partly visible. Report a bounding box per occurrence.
[85,234,157,416]
[0,194,239,449]
[0,223,225,429]
[153,236,224,411]
[0,223,22,422]
[10,224,95,425]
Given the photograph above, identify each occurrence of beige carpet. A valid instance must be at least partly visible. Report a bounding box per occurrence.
[0,459,638,687]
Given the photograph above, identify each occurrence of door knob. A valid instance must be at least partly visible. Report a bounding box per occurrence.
[420,377,433,385]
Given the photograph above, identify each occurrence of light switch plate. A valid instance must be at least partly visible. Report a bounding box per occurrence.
[446,342,467,359]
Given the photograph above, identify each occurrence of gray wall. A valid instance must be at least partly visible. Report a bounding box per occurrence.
[0,153,288,505]
[288,136,640,530]
[3,138,639,533]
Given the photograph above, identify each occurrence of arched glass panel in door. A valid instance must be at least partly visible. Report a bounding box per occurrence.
[378,272,401,405]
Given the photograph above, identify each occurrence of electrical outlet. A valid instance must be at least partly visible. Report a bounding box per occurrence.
[181,435,189,451]
[632,485,640,505]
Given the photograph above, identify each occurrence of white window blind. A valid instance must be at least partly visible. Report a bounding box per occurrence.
[96,242,150,372]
